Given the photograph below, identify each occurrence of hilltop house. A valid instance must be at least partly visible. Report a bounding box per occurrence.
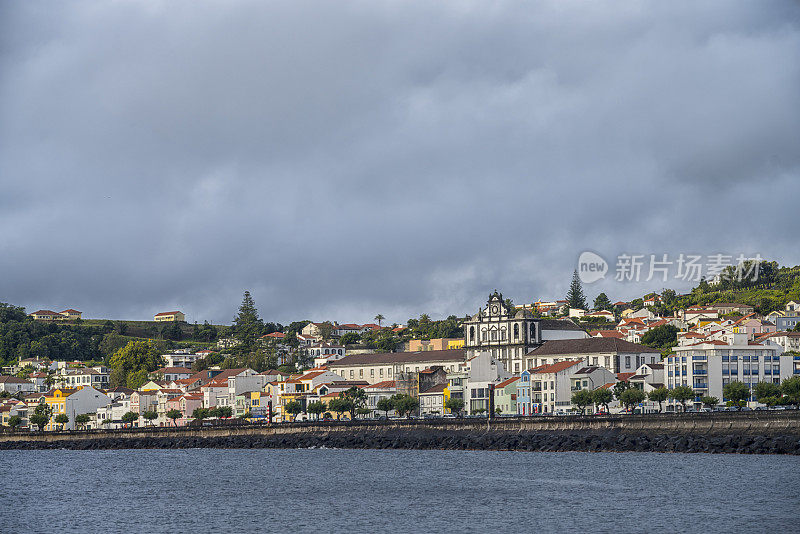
[154,311,185,322]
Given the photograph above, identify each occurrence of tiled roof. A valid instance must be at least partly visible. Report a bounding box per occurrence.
[533,360,583,374]
[527,338,660,356]
[616,372,635,382]
[495,376,520,389]
[327,349,466,367]
[364,380,396,389]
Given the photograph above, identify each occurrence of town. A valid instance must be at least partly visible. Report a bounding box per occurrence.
[2,268,800,432]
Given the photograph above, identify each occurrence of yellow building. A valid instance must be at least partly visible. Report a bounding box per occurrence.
[44,388,77,430]
[408,338,463,352]
[59,309,82,320]
[154,311,185,322]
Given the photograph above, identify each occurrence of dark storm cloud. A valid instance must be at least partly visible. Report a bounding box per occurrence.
[1,1,799,324]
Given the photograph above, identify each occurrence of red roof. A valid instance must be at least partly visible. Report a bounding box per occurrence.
[495,376,520,389]
[154,311,182,316]
[30,310,59,315]
[364,380,395,389]
[616,372,635,382]
[533,360,583,374]
[262,332,285,338]
[60,309,81,314]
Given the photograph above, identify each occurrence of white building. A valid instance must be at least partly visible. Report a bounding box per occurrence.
[63,386,111,430]
[0,376,36,394]
[666,334,792,410]
[524,337,661,374]
[463,351,511,415]
[463,291,588,375]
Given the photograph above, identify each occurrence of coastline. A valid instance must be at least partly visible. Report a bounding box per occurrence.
[3,412,800,454]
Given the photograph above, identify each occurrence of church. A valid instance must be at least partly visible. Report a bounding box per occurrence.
[463,291,588,374]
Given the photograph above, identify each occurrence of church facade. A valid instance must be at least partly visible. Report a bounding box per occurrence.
[463,291,589,374]
[463,291,542,374]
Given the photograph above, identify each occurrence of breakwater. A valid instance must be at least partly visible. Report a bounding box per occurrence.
[3,412,800,454]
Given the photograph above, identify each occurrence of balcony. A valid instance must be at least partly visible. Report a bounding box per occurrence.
[692,355,707,361]
[693,369,707,375]
[693,383,708,389]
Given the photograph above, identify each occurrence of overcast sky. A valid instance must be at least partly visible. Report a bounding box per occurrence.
[1,1,799,326]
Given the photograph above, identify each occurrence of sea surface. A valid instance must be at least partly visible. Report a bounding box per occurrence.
[1,449,799,533]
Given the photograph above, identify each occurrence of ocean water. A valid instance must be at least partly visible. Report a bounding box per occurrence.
[1,449,798,533]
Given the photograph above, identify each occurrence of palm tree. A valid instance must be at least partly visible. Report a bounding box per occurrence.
[374,314,385,327]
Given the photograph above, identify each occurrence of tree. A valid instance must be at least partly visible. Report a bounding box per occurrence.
[391,394,419,418]
[316,321,335,341]
[341,387,367,419]
[166,409,182,426]
[327,397,349,419]
[307,401,327,420]
[723,381,750,410]
[54,413,69,430]
[339,332,361,345]
[142,410,158,426]
[108,340,164,388]
[566,270,587,310]
[8,415,21,430]
[29,401,52,431]
[121,411,139,427]
[701,396,719,411]
[374,314,385,327]
[284,401,303,422]
[619,388,646,413]
[647,387,669,412]
[780,376,800,406]
[376,397,394,418]
[754,381,781,404]
[75,413,91,430]
[215,406,232,418]
[641,325,679,350]
[613,381,632,401]
[669,385,695,411]
[191,407,210,421]
[571,389,594,414]
[232,290,264,352]
[591,388,613,413]
[593,293,613,312]
[445,397,464,416]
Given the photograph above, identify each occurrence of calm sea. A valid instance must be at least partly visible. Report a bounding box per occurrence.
[1,449,798,533]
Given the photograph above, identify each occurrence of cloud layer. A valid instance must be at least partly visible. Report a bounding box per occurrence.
[1,1,799,324]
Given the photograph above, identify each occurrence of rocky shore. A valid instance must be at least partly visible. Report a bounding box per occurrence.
[3,428,800,454]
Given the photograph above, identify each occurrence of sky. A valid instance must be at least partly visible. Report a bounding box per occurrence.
[1,1,799,326]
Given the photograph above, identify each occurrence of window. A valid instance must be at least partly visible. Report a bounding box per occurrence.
[470,326,475,341]
[625,356,631,368]
[514,324,519,340]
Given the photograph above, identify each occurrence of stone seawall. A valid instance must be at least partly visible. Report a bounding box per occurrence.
[3,412,800,454]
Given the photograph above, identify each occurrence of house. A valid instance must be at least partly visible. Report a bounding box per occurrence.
[59,309,82,320]
[166,392,204,424]
[0,376,35,394]
[492,376,519,416]
[569,366,617,403]
[585,310,615,320]
[327,349,467,385]
[29,310,63,321]
[591,330,625,339]
[154,311,185,322]
[150,367,193,382]
[524,338,661,374]
[517,360,583,415]
[407,338,462,352]
[53,366,110,390]
[306,343,346,366]
[463,351,511,415]
[163,352,204,368]
[46,386,111,430]
[756,332,800,353]
[708,303,755,316]
[1,398,29,427]
[95,399,131,429]
[129,390,158,421]
[364,380,397,416]
[419,383,450,416]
